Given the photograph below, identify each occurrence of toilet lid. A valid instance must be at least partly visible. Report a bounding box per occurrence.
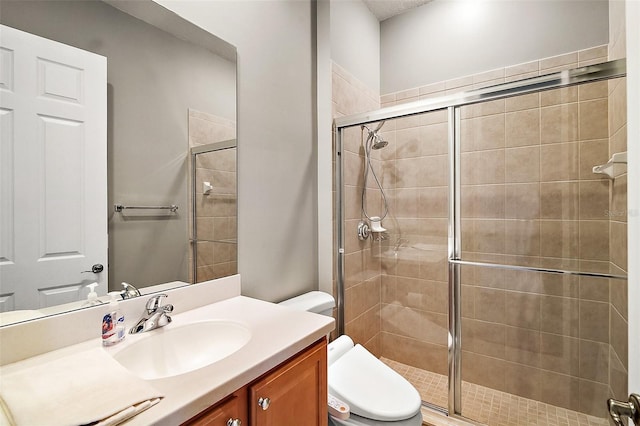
[328,344,421,421]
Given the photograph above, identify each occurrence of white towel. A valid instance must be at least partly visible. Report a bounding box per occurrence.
[0,348,163,426]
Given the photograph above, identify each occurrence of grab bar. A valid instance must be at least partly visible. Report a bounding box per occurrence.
[114,204,178,213]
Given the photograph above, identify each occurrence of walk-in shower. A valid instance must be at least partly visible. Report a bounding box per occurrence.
[335,59,627,425]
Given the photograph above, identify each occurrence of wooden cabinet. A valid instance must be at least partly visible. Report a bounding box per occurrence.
[183,338,327,426]
[185,388,247,426]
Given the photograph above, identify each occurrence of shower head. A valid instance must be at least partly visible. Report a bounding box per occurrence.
[371,134,388,150]
[363,120,389,150]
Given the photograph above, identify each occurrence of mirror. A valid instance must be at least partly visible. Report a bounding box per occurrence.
[0,0,237,325]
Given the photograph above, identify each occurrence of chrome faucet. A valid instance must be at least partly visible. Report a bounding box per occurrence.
[120,282,141,299]
[129,294,173,334]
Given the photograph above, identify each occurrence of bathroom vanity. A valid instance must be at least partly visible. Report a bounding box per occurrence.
[0,276,334,425]
[184,338,327,425]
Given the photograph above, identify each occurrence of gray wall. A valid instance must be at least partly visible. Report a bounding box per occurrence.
[330,0,380,92]
[380,0,609,94]
[1,1,236,291]
[157,0,318,302]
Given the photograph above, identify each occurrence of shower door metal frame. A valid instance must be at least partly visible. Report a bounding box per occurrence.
[334,59,626,420]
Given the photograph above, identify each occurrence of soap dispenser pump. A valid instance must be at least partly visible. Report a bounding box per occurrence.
[82,282,101,307]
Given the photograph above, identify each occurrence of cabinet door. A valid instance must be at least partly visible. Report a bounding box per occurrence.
[250,338,327,426]
[183,387,248,426]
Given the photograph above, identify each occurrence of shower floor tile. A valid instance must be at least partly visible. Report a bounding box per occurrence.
[380,358,609,426]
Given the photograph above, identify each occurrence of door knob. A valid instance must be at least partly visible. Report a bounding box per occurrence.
[257,397,270,410]
[608,394,640,426]
[81,264,104,274]
[226,419,241,426]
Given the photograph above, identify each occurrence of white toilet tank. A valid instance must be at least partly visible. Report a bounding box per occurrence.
[278,291,335,317]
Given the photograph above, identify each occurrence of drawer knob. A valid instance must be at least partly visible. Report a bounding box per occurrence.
[257,397,271,410]
[226,419,241,426]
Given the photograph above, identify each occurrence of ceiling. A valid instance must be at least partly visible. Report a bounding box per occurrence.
[361,0,434,21]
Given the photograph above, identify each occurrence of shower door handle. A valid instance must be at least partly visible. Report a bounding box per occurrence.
[608,394,640,425]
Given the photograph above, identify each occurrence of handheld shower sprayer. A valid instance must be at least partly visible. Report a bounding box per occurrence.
[359,121,390,240]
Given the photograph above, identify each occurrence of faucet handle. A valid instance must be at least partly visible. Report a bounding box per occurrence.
[146,293,168,313]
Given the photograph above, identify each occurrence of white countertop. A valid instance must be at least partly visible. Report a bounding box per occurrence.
[0,295,335,425]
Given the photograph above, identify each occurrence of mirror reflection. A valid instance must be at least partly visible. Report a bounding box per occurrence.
[0,0,237,325]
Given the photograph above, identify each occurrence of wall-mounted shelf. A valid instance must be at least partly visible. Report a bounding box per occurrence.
[593,152,627,179]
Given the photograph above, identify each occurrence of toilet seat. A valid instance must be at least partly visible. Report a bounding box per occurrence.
[328,344,422,422]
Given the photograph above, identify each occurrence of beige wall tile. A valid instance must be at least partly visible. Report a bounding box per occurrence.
[579,180,610,219]
[541,295,579,336]
[505,93,540,112]
[540,220,578,258]
[610,306,628,367]
[579,220,609,261]
[579,339,609,383]
[539,370,580,411]
[461,150,505,185]
[505,183,540,219]
[579,81,608,101]
[578,379,609,417]
[463,219,506,254]
[540,87,578,107]
[539,52,578,71]
[461,99,505,119]
[540,332,579,375]
[418,187,448,218]
[504,362,540,400]
[461,351,506,392]
[461,184,505,218]
[609,346,628,401]
[610,279,627,321]
[578,276,609,302]
[417,154,449,187]
[540,181,579,220]
[610,221,627,271]
[475,287,505,323]
[540,104,578,144]
[579,99,609,140]
[462,318,506,359]
[505,291,541,329]
[579,139,609,179]
[540,142,579,181]
[505,109,540,147]
[380,332,448,374]
[579,300,609,343]
[505,326,541,366]
[461,114,505,152]
[504,220,540,257]
[505,146,540,183]
[421,122,448,156]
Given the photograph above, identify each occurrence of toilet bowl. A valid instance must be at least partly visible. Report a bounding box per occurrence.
[279,292,422,426]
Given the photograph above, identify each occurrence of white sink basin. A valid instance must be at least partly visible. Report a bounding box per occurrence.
[113,320,251,379]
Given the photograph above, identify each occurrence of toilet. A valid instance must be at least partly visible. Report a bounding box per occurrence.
[279,291,423,426]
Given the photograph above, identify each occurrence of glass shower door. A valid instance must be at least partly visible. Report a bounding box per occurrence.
[457,80,627,425]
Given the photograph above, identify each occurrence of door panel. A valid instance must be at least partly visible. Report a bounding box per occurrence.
[0,24,107,311]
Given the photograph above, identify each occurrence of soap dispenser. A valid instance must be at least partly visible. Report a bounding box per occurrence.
[102,292,125,346]
[82,282,101,307]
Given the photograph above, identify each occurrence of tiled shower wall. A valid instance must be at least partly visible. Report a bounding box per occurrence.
[334,43,626,419]
[188,109,237,283]
[332,63,382,355]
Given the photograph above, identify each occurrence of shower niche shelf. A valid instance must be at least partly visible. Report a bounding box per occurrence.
[593,151,627,179]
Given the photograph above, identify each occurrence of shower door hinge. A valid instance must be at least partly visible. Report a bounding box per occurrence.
[608,394,640,426]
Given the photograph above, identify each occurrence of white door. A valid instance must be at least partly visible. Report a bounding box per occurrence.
[0,25,107,311]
